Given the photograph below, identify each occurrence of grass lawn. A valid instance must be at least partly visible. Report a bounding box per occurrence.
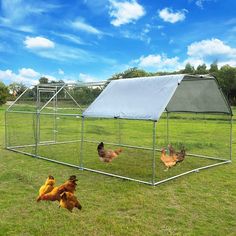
[0,105,236,235]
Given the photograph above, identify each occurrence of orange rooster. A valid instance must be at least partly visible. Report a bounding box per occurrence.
[37,175,55,200]
[59,192,82,212]
[37,175,78,202]
[97,142,122,163]
[160,148,177,171]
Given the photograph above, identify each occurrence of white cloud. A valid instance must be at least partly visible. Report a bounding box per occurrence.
[78,73,99,82]
[109,0,145,27]
[24,36,55,49]
[0,68,78,86]
[58,69,64,75]
[134,54,180,71]
[159,8,187,23]
[0,69,39,85]
[19,68,40,78]
[131,38,236,72]
[187,38,236,59]
[71,19,102,35]
[183,38,236,68]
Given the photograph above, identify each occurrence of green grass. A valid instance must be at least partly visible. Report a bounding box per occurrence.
[0,105,236,235]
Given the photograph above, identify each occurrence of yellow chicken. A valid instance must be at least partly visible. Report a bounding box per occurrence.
[37,175,78,202]
[37,175,55,200]
[59,192,82,212]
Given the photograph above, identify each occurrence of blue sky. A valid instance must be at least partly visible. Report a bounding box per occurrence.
[0,0,236,85]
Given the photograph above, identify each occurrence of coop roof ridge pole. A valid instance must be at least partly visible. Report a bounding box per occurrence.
[6,87,30,111]
[39,83,66,112]
[76,80,108,87]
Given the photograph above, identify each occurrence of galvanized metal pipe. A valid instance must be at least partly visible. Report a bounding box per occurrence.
[34,111,40,157]
[7,88,30,111]
[7,139,81,149]
[5,111,8,148]
[230,116,233,161]
[154,160,231,186]
[166,112,169,145]
[64,88,83,111]
[82,167,153,185]
[40,84,66,112]
[79,117,85,169]
[152,121,157,185]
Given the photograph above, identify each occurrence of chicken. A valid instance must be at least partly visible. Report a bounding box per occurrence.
[160,148,177,170]
[37,175,55,200]
[37,175,78,202]
[59,192,82,212]
[168,144,186,163]
[168,144,175,157]
[97,142,122,163]
[175,147,186,163]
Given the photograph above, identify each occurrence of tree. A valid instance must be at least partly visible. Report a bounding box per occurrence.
[209,61,219,76]
[196,64,207,74]
[109,67,150,80]
[8,82,27,97]
[39,77,49,84]
[218,65,236,104]
[183,63,195,74]
[0,81,9,105]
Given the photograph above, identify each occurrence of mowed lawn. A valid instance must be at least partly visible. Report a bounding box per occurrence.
[0,105,236,236]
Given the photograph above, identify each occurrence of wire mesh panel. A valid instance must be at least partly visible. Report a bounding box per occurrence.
[167,113,231,159]
[6,112,36,155]
[5,82,106,169]
[154,112,231,184]
[81,118,157,183]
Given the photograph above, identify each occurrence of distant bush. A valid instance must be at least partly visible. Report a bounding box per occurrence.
[0,82,9,105]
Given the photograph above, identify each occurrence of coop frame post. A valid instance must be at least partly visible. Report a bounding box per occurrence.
[167,111,169,145]
[5,111,8,148]
[79,116,85,169]
[230,115,233,161]
[34,85,40,157]
[53,86,58,143]
[118,118,121,145]
[152,120,157,185]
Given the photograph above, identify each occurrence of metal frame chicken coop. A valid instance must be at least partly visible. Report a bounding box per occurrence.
[5,74,233,186]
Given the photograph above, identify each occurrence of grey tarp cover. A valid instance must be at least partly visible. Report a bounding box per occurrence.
[83,74,231,121]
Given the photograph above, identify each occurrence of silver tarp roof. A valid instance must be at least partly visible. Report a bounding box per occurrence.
[83,74,232,121]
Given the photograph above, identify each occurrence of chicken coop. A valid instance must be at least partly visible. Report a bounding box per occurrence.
[5,74,233,185]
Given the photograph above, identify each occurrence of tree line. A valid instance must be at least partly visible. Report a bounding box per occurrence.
[0,62,236,106]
